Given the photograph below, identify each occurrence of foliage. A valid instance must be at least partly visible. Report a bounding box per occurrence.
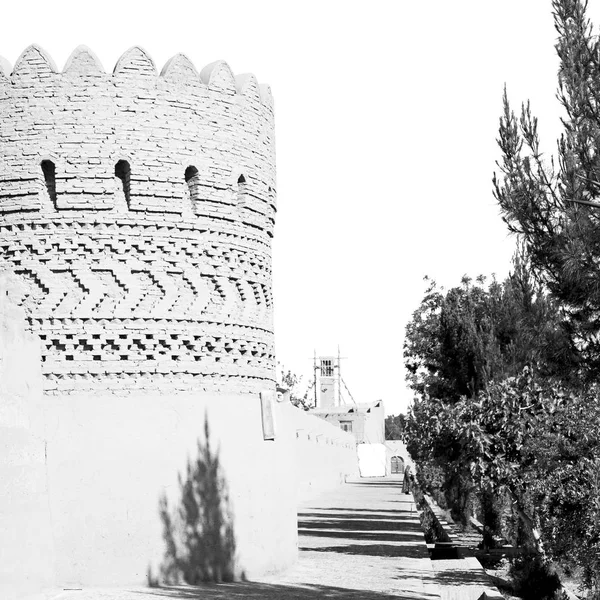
[525,387,600,594]
[403,263,600,592]
[279,366,312,410]
[510,553,562,600]
[403,1,600,596]
[403,251,578,525]
[385,414,406,440]
[403,394,475,524]
[404,260,575,405]
[406,369,600,594]
[493,0,600,372]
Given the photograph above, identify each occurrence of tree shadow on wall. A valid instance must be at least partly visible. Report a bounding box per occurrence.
[148,417,239,586]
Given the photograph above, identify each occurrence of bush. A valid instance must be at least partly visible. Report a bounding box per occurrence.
[510,554,562,600]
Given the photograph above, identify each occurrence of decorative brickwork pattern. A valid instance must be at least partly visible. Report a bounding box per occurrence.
[0,45,276,394]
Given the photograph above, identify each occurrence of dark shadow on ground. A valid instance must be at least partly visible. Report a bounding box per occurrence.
[132,582,438,599]
[313,507,413,513]
[299,529,425,543]
[302,543,431,559]
[149,417,238,585]
[428,568,491,586]
[300,512,419,522]
[299,517,423,533]
[297,504,430,559]
[347,480,403,485]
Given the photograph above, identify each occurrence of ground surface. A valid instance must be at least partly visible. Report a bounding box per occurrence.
[52,477,502,599]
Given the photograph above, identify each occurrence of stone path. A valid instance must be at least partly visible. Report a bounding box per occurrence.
[432,557,503,600]
[52,477,500,599]
[254,477,441,599]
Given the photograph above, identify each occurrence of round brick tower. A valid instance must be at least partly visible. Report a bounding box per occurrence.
[0,45,295,587]
[0,44,276,395]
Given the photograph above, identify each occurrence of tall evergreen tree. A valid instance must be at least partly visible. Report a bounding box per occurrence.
[494,0,600,371]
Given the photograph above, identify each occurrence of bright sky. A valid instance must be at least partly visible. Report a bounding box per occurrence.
[3,0,599,416]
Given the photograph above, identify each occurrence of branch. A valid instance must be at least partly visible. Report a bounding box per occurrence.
[566,198,600,208]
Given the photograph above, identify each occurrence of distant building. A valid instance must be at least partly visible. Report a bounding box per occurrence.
[384,440,412,476]
[310,401,385,445]
[308,352,385,444]
[309,352,388,476]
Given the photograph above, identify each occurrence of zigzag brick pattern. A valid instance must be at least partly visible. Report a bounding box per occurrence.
[0,45,277,394]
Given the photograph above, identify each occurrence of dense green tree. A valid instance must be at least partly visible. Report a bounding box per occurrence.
[405,367,600,595]
[441,372,600,594]
[403,258,579,546]
[494,0,600,371]
[384,414,406,440]
[404,257,575,405]
[404,275,498,403]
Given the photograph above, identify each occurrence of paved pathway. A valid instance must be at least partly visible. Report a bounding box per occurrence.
[432,557,502,600]
[52,478,499,599]
[255,477,440,599]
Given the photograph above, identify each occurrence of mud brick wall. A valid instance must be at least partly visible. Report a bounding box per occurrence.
[0,45,277,395]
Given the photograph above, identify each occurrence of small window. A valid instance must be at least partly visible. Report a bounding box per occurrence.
[185,166,200,203]
[41,160,57,206]
[320,358,334,377]
[115,160,131,207]
[340,421,353,433]
[237,174,247,207]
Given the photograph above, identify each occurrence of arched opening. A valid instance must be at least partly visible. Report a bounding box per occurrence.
[237,174,247,208]
[391,456,405,475]
[185,166,200,204]
[41,160,57,206]
[115,160,131,207]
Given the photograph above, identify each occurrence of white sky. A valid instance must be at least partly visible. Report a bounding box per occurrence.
[3,0,599,416]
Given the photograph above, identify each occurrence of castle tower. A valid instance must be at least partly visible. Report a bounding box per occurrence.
[0,45,276,394]
[0,45,296,589]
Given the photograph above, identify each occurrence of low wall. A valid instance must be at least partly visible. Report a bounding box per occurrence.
[0,294,358,598]
[2,386,299,592]
[280,403,359,503]
[3,394,358,597]
[42,391,298,586]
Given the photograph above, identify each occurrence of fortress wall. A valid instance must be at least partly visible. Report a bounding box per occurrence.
[0,282,55,600]
[41,391,297,586]
[281,403,359,503]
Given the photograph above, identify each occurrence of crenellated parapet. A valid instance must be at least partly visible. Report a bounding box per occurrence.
[0,45,278,395]
[0,45,275,228]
